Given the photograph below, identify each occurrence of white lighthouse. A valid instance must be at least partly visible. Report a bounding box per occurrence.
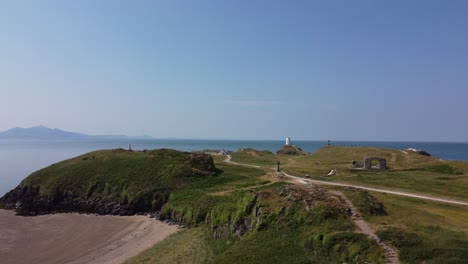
[285,137,291,146]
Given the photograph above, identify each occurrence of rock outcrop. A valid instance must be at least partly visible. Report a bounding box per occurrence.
[0,184,167,216]
[209,185,352,239]
[276,145,307,155]
[344,187,387,216]
[405,148,431,157]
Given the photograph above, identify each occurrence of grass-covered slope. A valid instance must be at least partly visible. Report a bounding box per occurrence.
[230,146,468,200]
[127,167,384,264]
[227,146,468,263]
[2,147,386,263]
[24,148,215,201]
[347,190,468,263]
[1,148,217,215]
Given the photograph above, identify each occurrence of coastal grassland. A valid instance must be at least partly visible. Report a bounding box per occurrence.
[131,189,383,264]
[18,148,218,210]
[214,210,383,264]
[232,146,468,200]
[125,227,227,264]
[343,189,468,263]
[158,162,271,225]
[229,148,281,167]
[128,158,384,264]
[129,222,383,264]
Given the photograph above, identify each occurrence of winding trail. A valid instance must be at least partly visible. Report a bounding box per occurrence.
[224,155,468,207]
[329,191,399,264]
[225,155,400,263]
[224,154,468,262]
[223,155,261,169]
[283,173,468,207]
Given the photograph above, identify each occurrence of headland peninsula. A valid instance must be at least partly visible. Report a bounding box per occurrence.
[1,143,468,263]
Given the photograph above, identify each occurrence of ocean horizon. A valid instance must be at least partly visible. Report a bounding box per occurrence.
[1,138,468,196]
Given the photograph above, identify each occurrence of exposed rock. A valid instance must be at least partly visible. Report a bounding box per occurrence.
[278,185,351,215]
[405,148,431,157]
[0,150,217,217]
[352,160,363,168]
[276,145,307,155]
[189,153,217,175]
[0,185,162,216]
[344,187,387,216]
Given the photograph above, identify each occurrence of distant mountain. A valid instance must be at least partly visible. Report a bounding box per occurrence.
[0,126,151,140]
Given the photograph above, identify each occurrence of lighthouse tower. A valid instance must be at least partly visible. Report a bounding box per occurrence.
[285,137,291,146]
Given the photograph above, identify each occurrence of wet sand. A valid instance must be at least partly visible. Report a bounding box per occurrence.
[0,209,179,264]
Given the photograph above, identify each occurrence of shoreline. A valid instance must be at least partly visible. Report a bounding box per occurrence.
[0,209,179,264]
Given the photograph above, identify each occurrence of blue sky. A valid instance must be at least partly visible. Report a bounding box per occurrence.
[1,1,467,141]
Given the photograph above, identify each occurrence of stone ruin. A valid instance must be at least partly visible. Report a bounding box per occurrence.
[352,157,387,171]
[363,157,386,171]
[352,160,363,168]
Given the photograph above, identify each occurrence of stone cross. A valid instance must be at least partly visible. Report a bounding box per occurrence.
[276,161,281,172]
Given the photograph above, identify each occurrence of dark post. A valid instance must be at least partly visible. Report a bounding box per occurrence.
[327,140,331,147]
[276,161,281,172]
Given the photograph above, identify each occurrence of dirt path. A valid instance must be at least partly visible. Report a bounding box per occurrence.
[329,191,399,264]
[0,210,179,264]
[283,172,468,207]
[224,155,261,168]
[225,155,468,207]
[210,180,277,196]
[224,155,400,262]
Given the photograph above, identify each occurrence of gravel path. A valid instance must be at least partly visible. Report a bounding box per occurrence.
[283,172,468,207]
[225,155,468,207]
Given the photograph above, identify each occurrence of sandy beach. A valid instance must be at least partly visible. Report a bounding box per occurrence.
[0,209,179,264]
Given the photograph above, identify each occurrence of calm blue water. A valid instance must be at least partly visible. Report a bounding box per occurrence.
[1,139,467,196]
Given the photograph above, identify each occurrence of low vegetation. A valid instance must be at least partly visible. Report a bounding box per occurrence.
[230,148,277,167]
[230,146,468,200]
[343,187,387,217]
[129,177,384,264]
[1,149,219,215]
[4,145,468,263]
[342,189,468,263]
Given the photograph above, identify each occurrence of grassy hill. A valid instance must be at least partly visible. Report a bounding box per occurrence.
[228,146,468,263]
[231,146,468,200]
[1,148,217,215]
[3,146,468,263]
[126,161,384,264]
[1,148,387,263]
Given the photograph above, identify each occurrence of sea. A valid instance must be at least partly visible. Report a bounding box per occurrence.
[1,139,468,197]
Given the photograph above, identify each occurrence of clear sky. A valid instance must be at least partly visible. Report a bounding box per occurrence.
[1,1,467,141]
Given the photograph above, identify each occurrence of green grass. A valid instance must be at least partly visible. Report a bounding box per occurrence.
[425,164,456,174]
[20,148,218,211]
[15,146,468,263]
[230,148,278,167]
[345,190,468,264]
[125,227,229,264]
[158,163,267,225]
[232,146,468,200]
[343,188,387,218]
[126,156,384,263]
[129,189,384,264]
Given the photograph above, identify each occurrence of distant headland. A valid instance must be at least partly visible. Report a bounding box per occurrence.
[0,126,152,140]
